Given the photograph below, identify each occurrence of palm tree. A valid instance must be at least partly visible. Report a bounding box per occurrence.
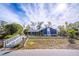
[30,21,36,36]
[58,25,66,36]
[36,22,43,36]
[65,22,68,29]
[74,22,79,32]
[47,21,52,28]
[37,22,43,30]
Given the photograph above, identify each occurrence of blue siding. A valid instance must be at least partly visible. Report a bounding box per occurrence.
[50,28,57,35]
[41,27,57,36]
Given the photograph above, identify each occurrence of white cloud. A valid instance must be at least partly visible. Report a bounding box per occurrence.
[0,4,23,25]
[55,4,68,12]
[0,3,79,29]
[20,3,79,28]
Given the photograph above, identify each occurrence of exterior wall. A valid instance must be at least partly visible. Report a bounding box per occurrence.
[40,28,57,36]
[25,28,57,36]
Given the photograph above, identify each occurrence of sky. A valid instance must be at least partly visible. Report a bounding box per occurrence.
[0,3,79,28]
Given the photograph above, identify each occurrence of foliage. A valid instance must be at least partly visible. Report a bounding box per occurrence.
[23,25,30,35]
[0,33,7,39]
[4,23,23,35]
[24,22,44,35]
[67,29,77,38]
[4,33,18,39]
[58,21,79,44]
[58,22,79,37]
[36,22,43,30]
[0,23,23,39]
[58,25,67,36]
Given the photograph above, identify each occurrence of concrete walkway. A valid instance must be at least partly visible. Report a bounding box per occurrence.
[0,49,79,56]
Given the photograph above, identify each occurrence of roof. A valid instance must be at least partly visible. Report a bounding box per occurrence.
[28,27,57,32]
[0,20,8,26]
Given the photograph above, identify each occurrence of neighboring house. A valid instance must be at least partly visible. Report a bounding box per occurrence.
[0,20,7,26]
[25,27,57,36]
[0,20,7,35]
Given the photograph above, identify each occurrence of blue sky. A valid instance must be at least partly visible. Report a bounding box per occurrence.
[0,3,79,28]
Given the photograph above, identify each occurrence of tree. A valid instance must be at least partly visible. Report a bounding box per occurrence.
[47,21,52,27]
[36,22,43,36]
[0,23,23,39]
[30,21,36,30]
[30,21,36,35]
[67,29,77,44]
[65,22,68,29]
[24,25,30,35]
[37,22,43,30]
[58,21,78,44]
[67,29,76,38]
[58,25,67,36]
[74,22,79,34]
[4,23,23,35]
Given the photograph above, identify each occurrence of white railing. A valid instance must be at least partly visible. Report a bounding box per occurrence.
[4,35,25,48]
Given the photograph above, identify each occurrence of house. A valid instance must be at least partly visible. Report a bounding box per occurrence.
[0,20,7,35]
[40,27,57,36]
[25,27,57,36]
[0,20,7,26]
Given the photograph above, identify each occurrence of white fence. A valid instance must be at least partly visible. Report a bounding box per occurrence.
[4,35,25,48]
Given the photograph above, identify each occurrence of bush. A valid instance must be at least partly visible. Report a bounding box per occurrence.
[68,39,75,44]
[4,33,18,39]
[67,29,77,38]
[4,35,12,39]
[0,23,23,39]
[4,23,23,35]
[0,35,3,39]
[0,34,7,39]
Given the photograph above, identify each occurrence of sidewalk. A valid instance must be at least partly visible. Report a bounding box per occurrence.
[0,49,79,56]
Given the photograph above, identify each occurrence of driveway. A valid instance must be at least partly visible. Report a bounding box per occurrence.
[0,49,79,56]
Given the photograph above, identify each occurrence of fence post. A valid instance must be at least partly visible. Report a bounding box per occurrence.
[3,40,6,48]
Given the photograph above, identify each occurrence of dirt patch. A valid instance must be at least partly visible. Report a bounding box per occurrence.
[23,38,79,49]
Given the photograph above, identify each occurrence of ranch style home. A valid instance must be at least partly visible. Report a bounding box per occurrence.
[24,27,57,36]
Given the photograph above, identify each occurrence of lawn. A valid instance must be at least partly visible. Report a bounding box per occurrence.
[24,37,79,49]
